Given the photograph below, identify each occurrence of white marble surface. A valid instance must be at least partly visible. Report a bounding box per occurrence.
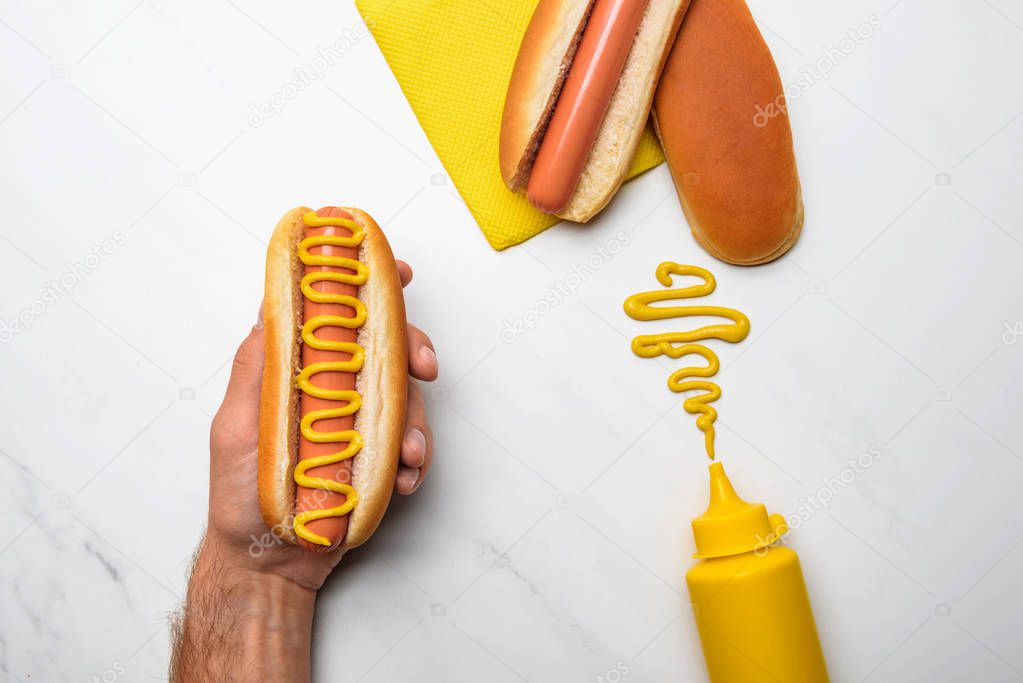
[1,0,1022,681]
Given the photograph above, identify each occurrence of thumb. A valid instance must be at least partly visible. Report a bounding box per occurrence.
[211,321,265,453]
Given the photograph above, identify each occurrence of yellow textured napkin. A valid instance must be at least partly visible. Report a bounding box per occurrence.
[354,0,664,250]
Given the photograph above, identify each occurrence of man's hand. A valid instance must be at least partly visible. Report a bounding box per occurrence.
[171,261,437,681]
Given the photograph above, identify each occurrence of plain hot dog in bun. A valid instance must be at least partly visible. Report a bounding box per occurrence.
[500,0,690,221]
[259,206,408,552]
[653,0,803,265]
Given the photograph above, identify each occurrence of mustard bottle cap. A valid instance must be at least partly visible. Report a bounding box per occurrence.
[692,462,788,559]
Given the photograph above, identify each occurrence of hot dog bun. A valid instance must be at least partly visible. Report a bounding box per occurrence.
[500,0,689,222]
[258,206,407,550]
[653,0,802,265]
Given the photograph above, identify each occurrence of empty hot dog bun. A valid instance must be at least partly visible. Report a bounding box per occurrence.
[501,0,690,221]
[259,206,407,551]
[653,0,802,265]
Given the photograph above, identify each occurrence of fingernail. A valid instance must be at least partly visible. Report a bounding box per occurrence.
[406,428,427,467]
[418,345,436,367]
[402,467,421,492]
[256,302,264,329]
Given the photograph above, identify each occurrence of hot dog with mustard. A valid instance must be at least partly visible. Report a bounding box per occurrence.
[258,206,407,552]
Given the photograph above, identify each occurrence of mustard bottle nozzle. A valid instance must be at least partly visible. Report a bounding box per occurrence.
[692,462,787,559]
[707,461,740,508]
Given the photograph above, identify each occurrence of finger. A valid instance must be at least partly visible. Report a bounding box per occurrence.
[396,380,433,495]
[211,323,265,454]
[395,466,420,494]
[407,324,438,381]
[396,260,412,288]
[400,383,427,469]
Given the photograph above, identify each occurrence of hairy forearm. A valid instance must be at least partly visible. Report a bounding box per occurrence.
[171,537,316,682]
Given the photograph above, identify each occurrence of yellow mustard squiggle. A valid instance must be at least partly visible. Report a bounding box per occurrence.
[293,210,368,546]
[623,263,750,459]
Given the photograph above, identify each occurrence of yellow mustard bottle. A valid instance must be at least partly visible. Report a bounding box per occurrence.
[686,462,828,682]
